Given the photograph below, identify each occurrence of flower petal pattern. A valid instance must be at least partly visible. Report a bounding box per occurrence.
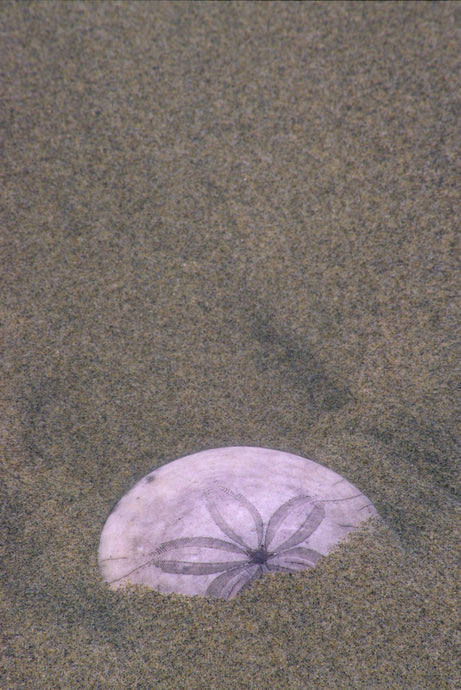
[206,564,262,599]
[266,498,326,552]
[151,491,325,598]
[206,489,264,549]
[267,547,322,572]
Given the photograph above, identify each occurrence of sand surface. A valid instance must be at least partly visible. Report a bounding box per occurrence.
[1,2,460,688]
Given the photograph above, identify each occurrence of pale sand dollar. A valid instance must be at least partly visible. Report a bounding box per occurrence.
[99,447,378,599]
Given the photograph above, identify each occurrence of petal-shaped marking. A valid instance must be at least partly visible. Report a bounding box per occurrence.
[206,563,262,599]
[154,536,246,557]
[206,490,264,549]
[152,536,247,574]
[267,546,322,572]
[155,558,250,575]
[266,497,325,552]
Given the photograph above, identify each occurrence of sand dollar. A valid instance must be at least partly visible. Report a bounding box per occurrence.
[99,447,378,599]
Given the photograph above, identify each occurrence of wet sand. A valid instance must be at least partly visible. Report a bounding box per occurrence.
[1,2,460,687]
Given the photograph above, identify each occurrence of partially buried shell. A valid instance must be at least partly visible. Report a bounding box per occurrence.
[98,446,378,599]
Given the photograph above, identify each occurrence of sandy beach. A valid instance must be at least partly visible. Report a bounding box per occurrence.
[1,2,460,687]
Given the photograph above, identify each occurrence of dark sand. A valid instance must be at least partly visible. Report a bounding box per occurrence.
[1,2,460,688]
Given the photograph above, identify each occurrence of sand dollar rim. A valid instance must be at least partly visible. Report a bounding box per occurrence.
[99,447,378,599]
